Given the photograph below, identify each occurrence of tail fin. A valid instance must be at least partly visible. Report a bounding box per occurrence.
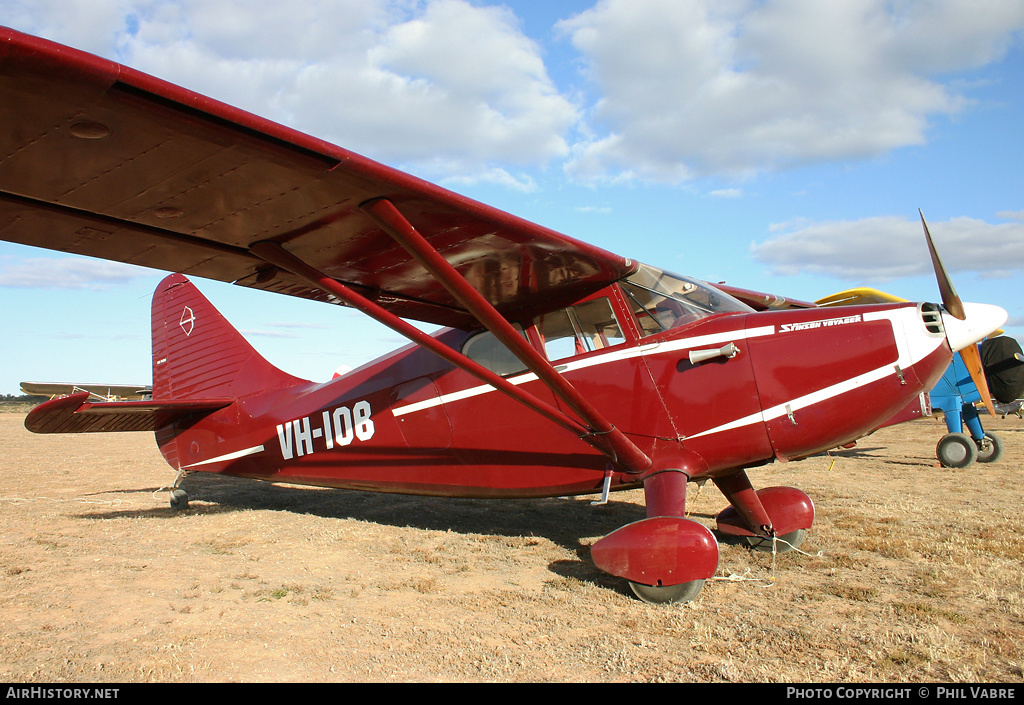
[151,273,306,400]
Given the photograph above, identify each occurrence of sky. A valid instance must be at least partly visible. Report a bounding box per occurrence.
[1,0,1023,395]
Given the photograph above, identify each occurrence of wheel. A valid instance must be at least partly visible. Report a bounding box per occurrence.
[976,432,1004,463]
[169,489,189,510]
[628,579,705,605]
[745,528,807,553]
[936,433,978,468]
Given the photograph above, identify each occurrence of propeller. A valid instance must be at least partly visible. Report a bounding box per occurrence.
[920,210,996,417]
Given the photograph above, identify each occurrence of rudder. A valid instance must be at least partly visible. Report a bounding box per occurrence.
[151,273,306,401]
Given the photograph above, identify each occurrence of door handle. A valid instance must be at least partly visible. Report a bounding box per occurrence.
[688,342,740,364]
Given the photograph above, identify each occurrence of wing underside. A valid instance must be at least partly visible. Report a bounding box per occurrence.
[0,27,633,328]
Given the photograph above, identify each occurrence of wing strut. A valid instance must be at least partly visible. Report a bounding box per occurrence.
[359,197,652,474]
[251,226,651,473]
[249,240,625,457]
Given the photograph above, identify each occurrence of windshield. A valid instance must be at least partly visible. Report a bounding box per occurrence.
[621,263,752,335]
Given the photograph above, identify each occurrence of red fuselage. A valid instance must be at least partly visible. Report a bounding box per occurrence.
[159,284,951,499]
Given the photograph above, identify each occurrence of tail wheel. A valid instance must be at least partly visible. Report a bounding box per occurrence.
[976,432,1004,463]
[169,488,189,510]
[629,579,705,605]
[936,432,978,468]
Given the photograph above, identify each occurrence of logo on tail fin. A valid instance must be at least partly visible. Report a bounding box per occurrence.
[179,306,195,336]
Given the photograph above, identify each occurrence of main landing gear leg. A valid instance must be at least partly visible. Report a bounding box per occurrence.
[714,470,814,552]
[591,469,719,605]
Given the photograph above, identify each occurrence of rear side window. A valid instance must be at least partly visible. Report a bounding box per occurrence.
[537,298,625,362]
[461,325,528,376]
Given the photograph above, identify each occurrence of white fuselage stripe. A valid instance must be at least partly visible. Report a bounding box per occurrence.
[391,325,774,418]
[390,308,944,445]
[182,444,266,468]
[686,360,898,440]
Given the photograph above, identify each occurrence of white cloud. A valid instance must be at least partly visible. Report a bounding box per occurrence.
[711,188,742,199]
[266,322,331,330]
[750,215,1024,282]
[1,0,132,56]
[289,0,577,171]
[437,165,538,192]
[239,329,300,339]
[559,0,1024,183]
[0,257,153,289]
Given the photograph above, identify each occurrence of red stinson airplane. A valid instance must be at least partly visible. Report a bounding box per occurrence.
[0,27,1007,603]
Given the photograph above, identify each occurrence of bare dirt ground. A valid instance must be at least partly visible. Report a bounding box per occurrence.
[1,407,1023,683]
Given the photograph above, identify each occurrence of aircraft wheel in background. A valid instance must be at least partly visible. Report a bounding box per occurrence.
[976,432,1004,463]
[745,528,807,553]
[169,489,189,510]
[629,579,705,605]
[936,433,978,468]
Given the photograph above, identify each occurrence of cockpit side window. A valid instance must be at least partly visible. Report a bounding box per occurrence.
[537,297,625,362]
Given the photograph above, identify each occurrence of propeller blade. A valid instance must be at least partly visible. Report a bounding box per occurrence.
[960,342,996,418]
[920,210,965,321]
[921,210,998,415]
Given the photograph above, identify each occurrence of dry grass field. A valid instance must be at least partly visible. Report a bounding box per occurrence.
[1,407,1023,683]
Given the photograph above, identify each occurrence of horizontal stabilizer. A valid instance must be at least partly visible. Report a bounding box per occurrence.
[25,392,231,434]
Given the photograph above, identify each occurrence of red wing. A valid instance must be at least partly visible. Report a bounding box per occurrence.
[0,27,633,328]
